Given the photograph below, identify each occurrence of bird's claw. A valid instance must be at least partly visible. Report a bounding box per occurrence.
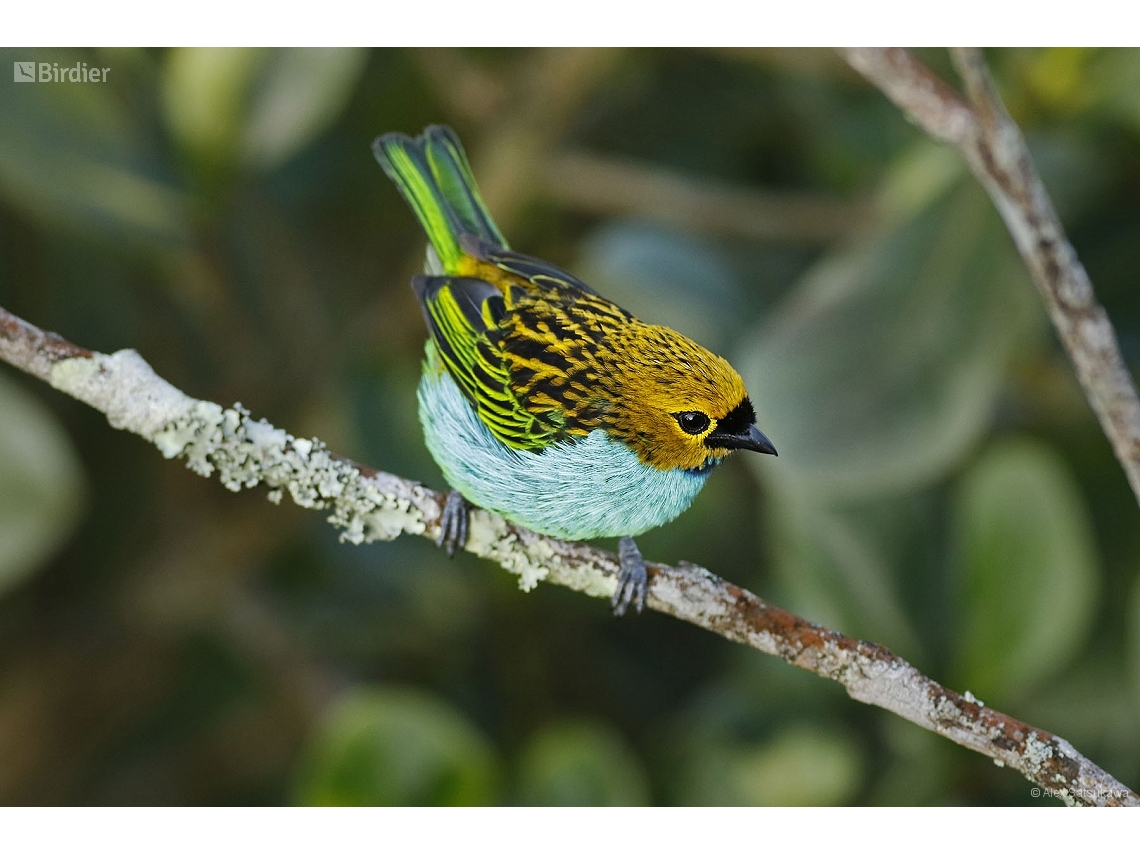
[612,535,648,617]
[436,489,470,557]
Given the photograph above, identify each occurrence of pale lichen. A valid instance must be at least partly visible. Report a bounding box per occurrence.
[52,349,428,549]
[464,510,550,591]
[548,560,616,600]
[650,563,727,623]
[743,630,781,659]
[328,486,425,545]
[1022,731,1054,772]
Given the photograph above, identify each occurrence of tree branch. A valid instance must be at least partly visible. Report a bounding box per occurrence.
[542,150,868,244]
[842,47,1140,508]
[2,304,1135,806]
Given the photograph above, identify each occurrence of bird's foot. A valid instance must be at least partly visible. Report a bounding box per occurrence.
[436,490,470,557]
[612,535,648,617]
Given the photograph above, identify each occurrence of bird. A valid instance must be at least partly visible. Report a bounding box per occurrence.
[372,125,776,616]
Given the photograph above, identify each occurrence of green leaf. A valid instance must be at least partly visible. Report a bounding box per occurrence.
[162,48,368,173]
[1130,574,1140,702]
[293,686,501,806]
[867,717,954,806]
[875,141,967,225]
[730,727,862,806]
[676,726,862,806]
[1018,657,1140,763]
[514,719,650,806]
[737,161,1040,501]
[0,371,85,594]
[767,497,922,659]
[241,48,369,170]
[953,438,1099,702]
[162,48,268,167]
[737,152,1042,655]
[1013,48,1100,115]
[1086,48,1140,132]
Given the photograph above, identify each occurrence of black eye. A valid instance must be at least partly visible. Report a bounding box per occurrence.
[675,411,711,435]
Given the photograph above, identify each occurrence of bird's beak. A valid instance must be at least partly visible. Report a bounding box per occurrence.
[705,424,777,456]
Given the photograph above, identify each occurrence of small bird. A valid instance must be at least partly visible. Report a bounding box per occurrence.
[373,125,776,616]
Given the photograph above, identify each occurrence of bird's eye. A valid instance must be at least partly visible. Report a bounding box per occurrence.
[675,411,711,435]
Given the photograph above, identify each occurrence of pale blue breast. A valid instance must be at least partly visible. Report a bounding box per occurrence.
[417,346,714,541]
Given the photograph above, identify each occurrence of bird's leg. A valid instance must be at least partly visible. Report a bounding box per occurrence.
[436,489,470,557]
[612,535,648,617]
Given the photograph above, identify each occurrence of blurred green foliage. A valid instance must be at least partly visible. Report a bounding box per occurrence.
[514,719,649,806]
[294,686,500,805]
[0,371,85,594]
[955,439,1099,703]
[1,47,1139,806]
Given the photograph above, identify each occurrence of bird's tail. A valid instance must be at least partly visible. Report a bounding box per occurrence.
[372,125,508,272]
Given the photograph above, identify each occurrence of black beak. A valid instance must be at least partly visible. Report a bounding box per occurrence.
[705,424,777,456]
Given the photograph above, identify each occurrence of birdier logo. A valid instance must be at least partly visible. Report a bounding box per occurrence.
[13,61,109,83]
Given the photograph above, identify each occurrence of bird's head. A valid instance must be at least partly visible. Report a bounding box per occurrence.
[602,324,777,472]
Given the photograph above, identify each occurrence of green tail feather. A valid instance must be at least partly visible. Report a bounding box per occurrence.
[372,125,507,272]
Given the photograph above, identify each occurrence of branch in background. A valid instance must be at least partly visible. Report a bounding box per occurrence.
[842,47,1140,508]
[544,150,868,245]
[2,304,1135,807]
[415,49,868,245]
[712,47,860,83]
[411,49,506,125]
[466,48,626,228]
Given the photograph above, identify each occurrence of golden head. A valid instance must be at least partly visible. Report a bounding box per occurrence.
[601,323,777,472]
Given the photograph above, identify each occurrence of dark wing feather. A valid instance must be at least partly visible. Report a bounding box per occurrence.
[459,234,599,297]
[417,275,501,330]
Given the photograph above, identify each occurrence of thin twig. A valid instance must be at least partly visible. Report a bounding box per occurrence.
[411,48,506,125]
[842,47,1140,508]
[543,150,868,244]
[2,303,1134,806]
[466,48,627,230]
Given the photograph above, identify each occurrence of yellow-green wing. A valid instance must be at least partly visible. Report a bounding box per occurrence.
[414,275,565,451]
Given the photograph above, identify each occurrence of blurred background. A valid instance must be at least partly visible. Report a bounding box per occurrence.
[1,47,1139,806]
